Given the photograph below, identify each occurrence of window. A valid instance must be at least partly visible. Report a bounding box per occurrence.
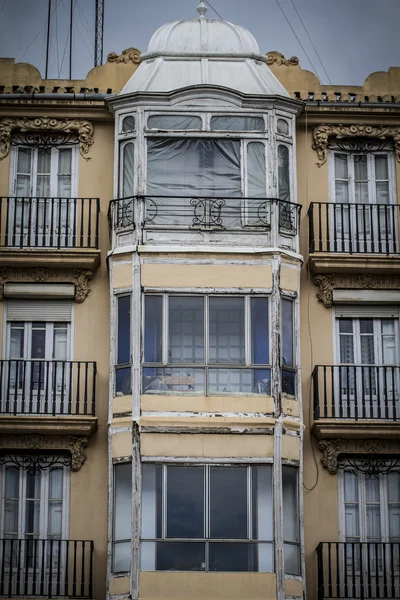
[11,146,77,247]
[147,114,202,130]
[113,463,132,572]
[122,115,135,133]
[115,295,131,395]
[282,299,295,395]
[335,313,399,418]
[330,150,396,253]
[143,295,270,395]
[339,468,400,576]
[282,465,300,575]
[210,116,265,131]
[141,464,274,572]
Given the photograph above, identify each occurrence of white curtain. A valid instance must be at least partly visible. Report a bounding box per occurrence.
[334,153,349,204]
[36,149,51,197]
[47,468,63,537]
[210,116,264,131]
[375,156,389,204]
[147,115,201,130]
[278,145,290,203]
[4,467,19,536]
[122,143,134,197]
[354,157,369,204]
[57,149,72,198]
[16,148,32,197]
[114,463,132,572]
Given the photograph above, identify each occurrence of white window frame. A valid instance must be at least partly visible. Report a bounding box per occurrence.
[335,316,400,367]
[6,321,72,362]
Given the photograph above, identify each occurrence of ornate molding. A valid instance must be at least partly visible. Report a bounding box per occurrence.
[313,273,400,308]
[0,434,89,472]
[0,267,93,303]
[0,117,94,161]
[266,51,299,66]
[319,439,400,474]
[313,123,400,167]
[107,47,141,64]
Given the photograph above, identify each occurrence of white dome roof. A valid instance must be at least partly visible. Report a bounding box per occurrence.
[119,4,290,98]
[146,19,260,57]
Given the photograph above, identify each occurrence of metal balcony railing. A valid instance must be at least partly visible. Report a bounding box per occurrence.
[0,539,93,598]
[308,202,400,254]
[0,360,96,416]
[108,195,301,235]
[0,197,100,249]
[317,542,400,600]
[312,365,400,421]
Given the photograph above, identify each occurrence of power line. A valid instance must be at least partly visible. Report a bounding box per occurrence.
[206,1,223,20]
[18,0,61,64]
[59,0,93,60]
[290,0,332,85]
[76,0,94,40]
[275,0,324,83]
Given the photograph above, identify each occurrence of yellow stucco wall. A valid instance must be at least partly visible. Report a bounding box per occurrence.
[141,264,273,289]
[113,262,133,289]
[141,394,274,414]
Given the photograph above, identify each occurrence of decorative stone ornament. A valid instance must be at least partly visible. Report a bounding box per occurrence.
[0,117,94,160]
[319,439,400,475]
[313,273,400,308]
[266,51,299,66]
[107,47,141,64]
[312,123,400,167]
[0,267,93,303]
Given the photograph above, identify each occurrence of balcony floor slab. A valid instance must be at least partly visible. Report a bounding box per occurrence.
[309,253,400,275]
[0,414,98,436]
[312,418,400,440]
[0,247,101,269]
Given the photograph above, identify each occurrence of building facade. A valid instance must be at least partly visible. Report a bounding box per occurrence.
[0,4,399,600]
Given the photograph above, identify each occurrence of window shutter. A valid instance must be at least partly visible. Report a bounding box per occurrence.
[6,300,72,322]
[335,305,399,319]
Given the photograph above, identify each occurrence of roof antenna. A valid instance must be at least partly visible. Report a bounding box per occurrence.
[197,0,208,18]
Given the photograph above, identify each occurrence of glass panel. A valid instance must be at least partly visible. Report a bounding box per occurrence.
[49,467,63,498]
[144,541,205,571]
[354,156,369,204]
[168,296,204,363]
[247,143,266,215]
[9,326,24,358]
[339,319,353,334]
[53,325,68,360]
[114,463,132,542]
[282,467,298,543]
[4,499,19,534]
[360,319,373,334]
[334,154,349,204]
[252,466,273,541]
[210,116,265,131]
[209,542,259,571]
[122,143,134,197]
[365,475,380,502]
[36,148,51,197]
[142,367,205,394]
[366,505,381,539]
[282,370,295,396]
[282,299,294,368]
[116,367,131,395]
[388,505,400,539]
[16,148,32,196]
[376,181,390,204]
[5,467,19,497]
[360,336,375,364]
[57,149,72,197]
[284,543,300,575]
[118,296,131,364]
[144,296,162,363]
[122,115,135,132]
[209,297,245,364]
[31,325,46,359]
[208,368,270,395]
[388,472,400,502]
[166,466,204,538]
[277,119,289,135]
[25,500,40,535]
[278,145,290,203]
[375,156,389,180]
[141,464,162,539]
[26,472,41,499]
[340,334,354,364]
[209,467,247,539]
[251,298,269,364]
[344,471,359,502]
[114,542,131,572]
[147,115,202,130]
[335,180,349,204]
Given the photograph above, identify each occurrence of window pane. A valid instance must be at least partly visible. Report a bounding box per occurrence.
[252,465,273,541]
[282,466,300,575]
[142,367,204,394]
[209,542,258,571]
[278,145,290,203]
[141,464,162,539]
[122,142,134,197]
[114,542,131,573]
[208,368,270,394]
[277,119,289,135]
[166,466,204,538]
[247,143,266,218]
[282,299,294,368]
[210,116,264,131]
[209,297,245,364]
[210,467,247,539]
[114,463,132,542]
[344,471,359,502]
[169,296,204,363]
[5,467,19,497]
[117,296,131,365]
[251,298,269,364]
[57,149,72,198]
[147,115,202,130]
[284,543,300,576]
[339,319,353,334]
[122,115,135,132]
[143,541,205,571]
[388,472,400,502]
[144,296,162,363]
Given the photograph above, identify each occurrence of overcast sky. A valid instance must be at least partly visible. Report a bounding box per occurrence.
[0,0,399,86]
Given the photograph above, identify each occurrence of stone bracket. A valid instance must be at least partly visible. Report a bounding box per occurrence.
[313,273,400,308]
[0,434,89,471]
[319,438,400,474]
[0,267,93,303]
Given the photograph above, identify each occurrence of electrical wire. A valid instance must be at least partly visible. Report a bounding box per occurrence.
[59,0,93,59]
[18,0,62,63]
[76,0,94,43]
[290,0,332,85]
[206,0,223,20]
[275,0,324,84]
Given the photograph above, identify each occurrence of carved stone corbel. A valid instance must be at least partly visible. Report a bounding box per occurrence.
[107,47,141,64]
[312,123,400,167]
[0,117,94,160]
[313,273,400,308]
[314,274,335,307]
[266,51,299,66]
[319,438,400,474]
[0,267,93,302]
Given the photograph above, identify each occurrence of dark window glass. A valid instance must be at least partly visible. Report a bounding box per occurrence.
[122,116,135,132]
[282,466,300,575]
[117,296,130,364]
[209,466,247,539]
[282,299,294,368]
[251,297,269,364]
[144,296,162,363]
[209,542,256,571]
[166,466,204,538]
[209,297,245,364]
[169,296,204,363]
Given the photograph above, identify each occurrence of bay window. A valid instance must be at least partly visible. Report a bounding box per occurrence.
[113,463,132,573]
[282,465,300,575]
[142,294,270,395]
[115,295,131,395]
[282,299,295,395]
[141,464,274,572]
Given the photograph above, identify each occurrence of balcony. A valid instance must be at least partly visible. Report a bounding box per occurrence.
[0,197,100,269]
[308,202,400,274]
[312,365,400,438]
[0,539,93,598]
[0,360,97,436]
[317,542,400,600]
[108,195,301,251]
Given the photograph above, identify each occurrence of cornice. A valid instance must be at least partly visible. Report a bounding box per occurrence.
[313,272,400,308]
[319,438,400,474]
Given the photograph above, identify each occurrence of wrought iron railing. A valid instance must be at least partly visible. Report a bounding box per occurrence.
[0,539,93,598]
[0,360,96,416]
[317,542,400,600]
[312,365,400,420]
[108,195,301,234]
[308,202,400,254]
[0,197,100,249]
